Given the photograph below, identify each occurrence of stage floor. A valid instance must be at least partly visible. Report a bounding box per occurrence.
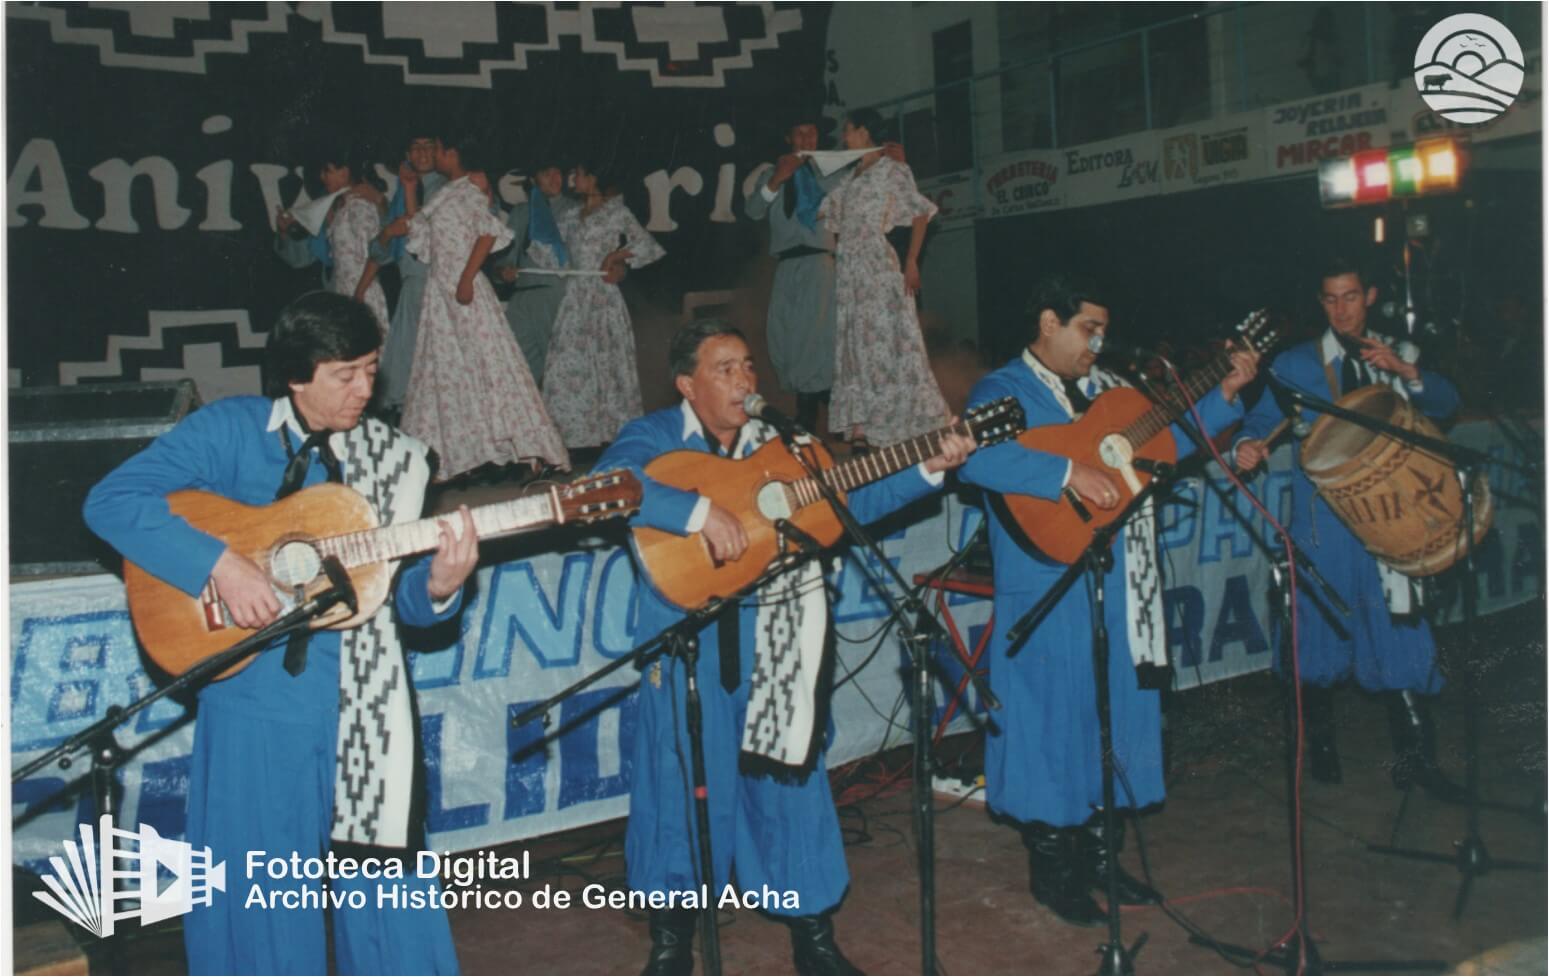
[25,607,1547,976]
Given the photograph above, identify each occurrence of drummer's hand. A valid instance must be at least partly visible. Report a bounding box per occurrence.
[1235,438,1269,473]
[1220,343,1261,402]
[1069,463,1122,510]
[1359,335,1419,382]
[701,503,749,563]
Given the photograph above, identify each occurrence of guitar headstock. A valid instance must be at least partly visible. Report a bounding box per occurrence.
[964,396,1026,448]
[1234,308,1281,357]
[558,470,643,524]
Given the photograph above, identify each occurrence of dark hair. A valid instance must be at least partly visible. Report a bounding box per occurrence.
[846,107,888,143]
[669,320,747,379]
[264,292,382,397]
[1027,273,1108,327]
[1318,255,1372,292]
[574,156,623,197]
[436,125,490,173]
[314,143,384,194]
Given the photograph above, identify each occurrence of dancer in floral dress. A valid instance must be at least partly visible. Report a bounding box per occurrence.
[385,131,568,480]
[314,151,390,339]
[541,162,665,448]
[819,108,948,447]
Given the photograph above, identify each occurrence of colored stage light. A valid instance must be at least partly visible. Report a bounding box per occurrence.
[1417,138,1461,190]
[1318,158,1358,206]
[1318,139,1464,208]
[1354,150,1391,204]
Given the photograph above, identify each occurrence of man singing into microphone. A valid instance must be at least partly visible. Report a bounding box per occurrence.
[596,320,973,974]
[1234,256,1463,797]
[958,273,1258,927]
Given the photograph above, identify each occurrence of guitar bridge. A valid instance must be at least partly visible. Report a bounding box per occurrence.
[1064,487,1094,523]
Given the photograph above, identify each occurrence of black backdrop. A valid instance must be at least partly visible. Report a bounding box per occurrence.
[6,3,831,389]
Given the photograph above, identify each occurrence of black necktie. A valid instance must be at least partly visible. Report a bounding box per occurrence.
[718,600,741,693]
[1340,352,1363,395]
[276,430,342,501]
[275,424,343,676]
[1062,376,1092,414]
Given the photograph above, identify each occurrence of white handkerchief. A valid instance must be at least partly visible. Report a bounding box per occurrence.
[290,188,348,237]
[799,149,876,176]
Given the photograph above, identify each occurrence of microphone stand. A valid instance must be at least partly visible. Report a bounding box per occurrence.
[1127,361,1447,973]
[11,558,357,969]
[783,428,999,976]
[1004,463,1184,976]
[511,543,830,977]
[1262,375,1545,920]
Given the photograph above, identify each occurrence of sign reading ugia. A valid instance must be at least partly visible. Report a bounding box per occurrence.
[1413,13,1526,124]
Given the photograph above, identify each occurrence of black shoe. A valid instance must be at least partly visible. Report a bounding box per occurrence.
[1081,814,1163,906]
[642,908,697,976]
[1386,691,1467,803]
[1303,685,1343,785]
[1022,824,1106,927]
[787,912,862,975]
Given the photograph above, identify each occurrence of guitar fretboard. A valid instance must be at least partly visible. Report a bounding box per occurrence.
[1120,355,1234,448]
[314,490,558,568]
[785,419,972,508]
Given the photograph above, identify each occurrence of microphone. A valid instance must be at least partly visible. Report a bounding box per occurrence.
[1088,334,1160,361]
[743,393,804,439]
[1268,370,1312,439]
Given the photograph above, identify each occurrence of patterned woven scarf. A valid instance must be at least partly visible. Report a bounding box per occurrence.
[1022,351,1167,670]
[326,417,433,848]
[730,422,831,772]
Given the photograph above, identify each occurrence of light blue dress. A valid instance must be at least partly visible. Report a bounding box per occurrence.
[372,172,447,412]
[496,193,577,384]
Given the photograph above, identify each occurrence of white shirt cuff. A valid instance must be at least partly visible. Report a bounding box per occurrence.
[430,591,459,615]
[1405,376,1425,393]
[686,496,712,533]
[760,183,779,203]
[916,463,944,487]
[1060,460,1073,489]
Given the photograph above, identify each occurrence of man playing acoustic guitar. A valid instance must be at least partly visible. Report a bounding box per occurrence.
[84,292,477,975]
[959,273,1258,927]
[597,320,974,975]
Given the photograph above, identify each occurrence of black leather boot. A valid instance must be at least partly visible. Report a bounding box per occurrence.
[787,912,862,975]
[642,908,697,976]
[1082,813,1163,906]
[1302,684,1343,785]
[1386,691,1466,803]
[1021,823,1106,927]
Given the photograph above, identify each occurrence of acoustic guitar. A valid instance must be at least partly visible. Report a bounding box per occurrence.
[633,398,1025,610]
[124,471,641,677]
[1006,310,1278,564]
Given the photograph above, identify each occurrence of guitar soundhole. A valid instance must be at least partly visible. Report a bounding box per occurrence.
[271,540,323,589]
[755,481,794,521]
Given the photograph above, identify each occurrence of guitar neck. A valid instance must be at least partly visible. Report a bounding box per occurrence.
[314,488,560,568]
[787,419,970,506]
[1123,354,1233,447]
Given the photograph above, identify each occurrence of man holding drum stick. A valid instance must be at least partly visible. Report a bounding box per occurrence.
[1235,255,1464,800]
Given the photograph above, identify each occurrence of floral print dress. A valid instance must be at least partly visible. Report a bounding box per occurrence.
[328,193,390,337]
[818,156,947,444]
[540,195,665,448]
[401,176,569,479]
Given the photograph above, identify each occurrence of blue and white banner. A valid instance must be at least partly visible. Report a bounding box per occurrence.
[11,418,1538,865]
